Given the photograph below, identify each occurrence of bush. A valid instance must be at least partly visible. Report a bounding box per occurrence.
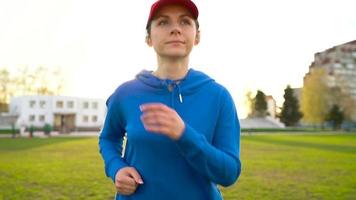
[43,123,52,135]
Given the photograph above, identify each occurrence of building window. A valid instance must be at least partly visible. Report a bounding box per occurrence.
[29,115,35,122]
[92,102,98,109]
[56,101,64,108]
[347,64,354,69]
[40,101,46,108]
[334,63,342,68]
[92,115,98,122]
[39,115,45,122]
[83,115,89,123]
[29,100,36,108]
[67,101,74,109]
[83,102,89,109]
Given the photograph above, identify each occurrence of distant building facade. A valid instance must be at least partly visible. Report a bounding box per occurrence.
[265,95,277,118]
[307,40,356,98]
[0,113,18,130]
[9,95,106,133]
[304,40,356,121]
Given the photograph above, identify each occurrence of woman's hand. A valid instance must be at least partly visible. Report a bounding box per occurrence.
[140,103,185,140]
[115,167,144,196]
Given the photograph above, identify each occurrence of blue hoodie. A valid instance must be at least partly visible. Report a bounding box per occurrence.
[99,68,241,200]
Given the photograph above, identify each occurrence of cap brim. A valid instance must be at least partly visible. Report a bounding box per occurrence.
[147,0,199,28]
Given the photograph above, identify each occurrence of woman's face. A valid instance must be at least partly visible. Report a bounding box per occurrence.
[146,4,200,59]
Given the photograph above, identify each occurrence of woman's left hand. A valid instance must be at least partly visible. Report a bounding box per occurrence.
[140,103,185,140]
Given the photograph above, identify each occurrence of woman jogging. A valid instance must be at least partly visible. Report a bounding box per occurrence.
[99,0,242,199]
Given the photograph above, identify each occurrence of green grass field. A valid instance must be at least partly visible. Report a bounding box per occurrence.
[0,133,355,200]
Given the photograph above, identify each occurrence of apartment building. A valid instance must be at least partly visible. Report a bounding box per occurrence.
[307,40,356,98]
[304,40,356,121]
[9,95,106,133]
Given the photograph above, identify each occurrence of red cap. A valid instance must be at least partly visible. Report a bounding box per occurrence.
[146,0,199,28]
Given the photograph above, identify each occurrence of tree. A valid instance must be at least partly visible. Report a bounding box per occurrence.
[325,104,344,130]
[280,85,303,126]
[301,68,329,126]
[29,125,35,138]
[43,123,52,136]
[0,102,8,113]
[254,90,267,117]
[328,83,356,122]
[32,66,63,95]
[14,66,63,96]
[0,66,64,105]
[0,68,14,112]
[0,68,13,104]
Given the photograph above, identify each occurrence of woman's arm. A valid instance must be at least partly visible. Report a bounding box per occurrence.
[98,95,129,182]
[140,88,241,187]
[175,89,241,186]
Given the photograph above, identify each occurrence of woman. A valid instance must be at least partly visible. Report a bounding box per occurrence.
[99,0,241,199]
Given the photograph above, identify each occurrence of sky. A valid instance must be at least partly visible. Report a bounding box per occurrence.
[0,0,356,118]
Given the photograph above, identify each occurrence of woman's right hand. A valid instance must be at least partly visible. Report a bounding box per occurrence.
[115,167,144,195]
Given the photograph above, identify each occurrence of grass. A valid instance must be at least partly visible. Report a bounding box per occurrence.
[0,137,115,200]
[0,132,355,200]
[221,132,356,200]
[0,129,19,134]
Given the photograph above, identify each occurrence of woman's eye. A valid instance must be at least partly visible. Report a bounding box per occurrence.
[181,19,191,25]
[158,20,168,25]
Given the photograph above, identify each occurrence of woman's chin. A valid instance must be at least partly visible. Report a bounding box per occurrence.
[160,50,190,58]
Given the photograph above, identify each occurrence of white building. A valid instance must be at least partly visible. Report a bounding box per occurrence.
[9,95,106,133]
[265,95,277,118]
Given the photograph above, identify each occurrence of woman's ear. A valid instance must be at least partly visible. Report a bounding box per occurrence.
[146,35,153,47]
[194,31,200,45]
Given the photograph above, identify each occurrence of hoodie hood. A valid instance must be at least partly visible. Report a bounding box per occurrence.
[136,68,214,94]
[136,68,214,104]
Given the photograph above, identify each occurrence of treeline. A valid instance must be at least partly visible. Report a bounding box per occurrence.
[0,66,63,111]
[245,87,302,127]
[246,68,355,130]
[301,68,355,130]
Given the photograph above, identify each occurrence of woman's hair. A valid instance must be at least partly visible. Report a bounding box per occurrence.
[145,19,200,37]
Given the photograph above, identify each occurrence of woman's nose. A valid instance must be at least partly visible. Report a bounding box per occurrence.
[170,23,182,35]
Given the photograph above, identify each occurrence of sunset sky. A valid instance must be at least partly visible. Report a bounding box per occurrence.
[1,0,355,117]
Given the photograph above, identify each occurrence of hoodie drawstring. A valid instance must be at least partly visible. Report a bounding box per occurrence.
[164,80,183,107]
[176,83,183,103]
[136,69,213,107]
[136,69,213,106]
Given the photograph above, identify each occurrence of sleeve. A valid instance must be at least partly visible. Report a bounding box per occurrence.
[98,94,129,182]
[175,88,241,187]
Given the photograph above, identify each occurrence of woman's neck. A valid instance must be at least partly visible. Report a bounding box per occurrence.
[153,55,189,80]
